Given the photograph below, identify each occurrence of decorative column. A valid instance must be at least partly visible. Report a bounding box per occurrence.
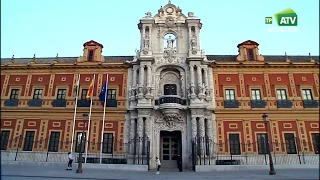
[188,26,192,53]
[137,117,144,154]
[146,65,152,95]
[130,118,136,154]
[195,26,200,50]
[208,67,214,99]
[206,117,214,155]
[180,74,186,98]
[197,65,203,96]
[132,68,137,97]
[204,68,209,97]
[144,117,151,139]
[191,117,197,140]
[199,117,205,154]
[138,65,144,96]
[189,65,196,96]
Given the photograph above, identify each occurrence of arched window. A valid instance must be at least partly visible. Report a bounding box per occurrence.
[164,84,177,95]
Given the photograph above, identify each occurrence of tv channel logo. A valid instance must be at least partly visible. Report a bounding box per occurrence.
[265,8,298,26]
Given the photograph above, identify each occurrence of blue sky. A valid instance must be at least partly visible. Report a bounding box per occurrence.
[1,0,319,58]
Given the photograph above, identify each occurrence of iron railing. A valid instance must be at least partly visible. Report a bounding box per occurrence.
[191,137,319,169]
[1,136,150,167]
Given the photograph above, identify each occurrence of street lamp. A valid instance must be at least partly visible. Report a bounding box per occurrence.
[76,113,88,173]
[262,113,276,175]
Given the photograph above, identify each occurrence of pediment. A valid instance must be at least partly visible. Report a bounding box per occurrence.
[153,2,187,24]
[83,40,104,48]
[237,40,259,48]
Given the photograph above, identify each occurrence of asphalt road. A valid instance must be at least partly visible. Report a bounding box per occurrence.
[1,164,319,180]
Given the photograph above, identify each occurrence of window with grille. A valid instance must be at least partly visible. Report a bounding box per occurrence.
[225,89,235,100]
[23,131,35,151]
[276,89,287,100]
[257,133,268,154]
[0,130,10,150]
[102,133,113,154]
[301,89,313,100]
[284,133,297,154]
[57,89,67,100]
[33,89,43,99]
[248,49,254,61]
[229,134,241,155]
[251,89,261,100]
[10,89,19,99]
[48,132,60,152]
[163,84,177,95]
[312,133,320,154]
[107,89,117,100]
[75,132,86,153]
[81,89,88,100]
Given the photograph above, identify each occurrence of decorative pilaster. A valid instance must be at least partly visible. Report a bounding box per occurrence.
[1,75,9,97]
[24,75,32,96]
[288,73,299,108]
[47,74,55,98]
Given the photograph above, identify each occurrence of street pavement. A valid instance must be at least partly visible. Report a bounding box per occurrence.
[1,164,319,180]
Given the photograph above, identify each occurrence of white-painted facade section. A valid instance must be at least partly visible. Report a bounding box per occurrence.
[125,2,216,169]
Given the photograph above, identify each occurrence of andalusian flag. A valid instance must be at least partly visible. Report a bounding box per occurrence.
[86,78,95,99]
[74,74,80,97]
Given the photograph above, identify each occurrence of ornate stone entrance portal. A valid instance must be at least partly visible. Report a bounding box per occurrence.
[125,1,216,169]
[160,131,182,168]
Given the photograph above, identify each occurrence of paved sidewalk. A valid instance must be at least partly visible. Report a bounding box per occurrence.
[2,164,319,180]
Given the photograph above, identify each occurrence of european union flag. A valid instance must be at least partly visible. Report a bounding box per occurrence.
[99,80,108,102]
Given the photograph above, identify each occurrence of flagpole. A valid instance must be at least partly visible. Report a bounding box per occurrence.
[99,74,109,164]
[84,74,96,163]
[70,74,80,153]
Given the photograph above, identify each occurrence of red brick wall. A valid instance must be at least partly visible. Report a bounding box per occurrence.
[28,74,51,96]
[6,75,28,96]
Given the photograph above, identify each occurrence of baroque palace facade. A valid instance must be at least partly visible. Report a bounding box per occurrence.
[1,2,319,169]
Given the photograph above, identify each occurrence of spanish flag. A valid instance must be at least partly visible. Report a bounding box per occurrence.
[86,78,94,99]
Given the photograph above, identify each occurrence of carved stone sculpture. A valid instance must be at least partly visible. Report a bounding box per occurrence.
[144,37,150,49]
[166,36,174,49]
[145,12,152,18]
[163,114,181,128]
